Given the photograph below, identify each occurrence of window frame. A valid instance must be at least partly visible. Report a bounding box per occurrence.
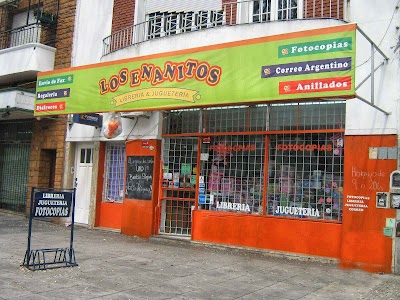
[250,0,303,23]
[102,142,126,203]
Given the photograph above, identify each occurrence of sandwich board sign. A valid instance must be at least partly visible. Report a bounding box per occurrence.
[21,187,78,270]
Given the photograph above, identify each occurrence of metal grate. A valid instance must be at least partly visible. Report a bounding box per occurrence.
[164,101,345,134]
[0,142,31,212]
[0,121,33,213]
[103,143,125,203]
[163,109,201,135]
[160,199,194,235]
[103,0,345,56]
[160,137,197,235]
[161,101,346,225]
[269,101,345,131]
[267,133,344,221]
[199,135,265,214]
[204,106,249,133]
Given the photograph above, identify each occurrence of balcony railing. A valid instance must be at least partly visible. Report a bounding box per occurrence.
[0,23,56,50]
[103,0,344,56]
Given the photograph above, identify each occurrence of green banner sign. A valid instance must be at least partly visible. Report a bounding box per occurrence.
[34,24,356,116]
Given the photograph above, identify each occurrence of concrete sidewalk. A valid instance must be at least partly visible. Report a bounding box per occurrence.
[1,210,399,300]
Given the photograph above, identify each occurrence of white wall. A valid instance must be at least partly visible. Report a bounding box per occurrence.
[66,111,163,142]
[346,0,400,135]
[102,19,343,61]
[67,0,163,142]
[70,0,400,140]
[72,0,114,66]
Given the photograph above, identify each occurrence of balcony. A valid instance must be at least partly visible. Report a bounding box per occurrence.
[103,0,345,56]
[0,89,35,120]
[0,23,56,85]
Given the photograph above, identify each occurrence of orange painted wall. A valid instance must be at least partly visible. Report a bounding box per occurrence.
[340,135,397,273]
[98,202,123,229]
[95,142,123,230]
[192,211,342,258]
[121,139,161,237]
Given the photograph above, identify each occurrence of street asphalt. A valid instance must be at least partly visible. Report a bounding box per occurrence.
[1,210,400,300]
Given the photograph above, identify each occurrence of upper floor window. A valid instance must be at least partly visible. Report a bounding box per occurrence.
[252,0,298,23]
[147,10,224,40]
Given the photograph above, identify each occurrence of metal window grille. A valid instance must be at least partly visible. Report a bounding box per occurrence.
[103,143,126,203]
[147,12,163,39]
[179,12,194,32]
[163,109,201,134]
[269,101,345,131]
[164,13,178,35]
[146,10,225,40]
[211,10,224,27]
[267,133,344,221]
[196,11,209,29]
[104,1,345,55]
[163,102,345,134]
[0,121,32,213]
[160,137,197,235]
[200,135,265,214]
[162,101,345,223]
[203,106,249,133]
[160,199,193,235]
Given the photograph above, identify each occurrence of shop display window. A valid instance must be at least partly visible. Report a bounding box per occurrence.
[103,143,126,203]
[161,101,346,226]
[267,133,344,221]
[199,135,265,214]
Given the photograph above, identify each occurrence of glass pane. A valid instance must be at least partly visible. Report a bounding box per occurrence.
[199,135,265,215]
[86,149,92,163]
[267,133,344,221]
[103,143,126,202]
[80,149,85,163]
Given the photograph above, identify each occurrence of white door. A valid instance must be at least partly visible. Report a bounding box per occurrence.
[74,144,93,224]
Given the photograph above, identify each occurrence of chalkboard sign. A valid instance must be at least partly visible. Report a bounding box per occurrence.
[125,156,154,200]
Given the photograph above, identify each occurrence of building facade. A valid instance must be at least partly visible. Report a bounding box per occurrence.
[0,0,75,214]
[34,0,400,273]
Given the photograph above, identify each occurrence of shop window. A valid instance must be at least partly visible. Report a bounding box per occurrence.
[199,135,265,214]
[162,101,345,222]
[163,109,201,134]
[103,143,126,203]
[268,101,345,131]
[203,106,249,133]
[267,133,344,221]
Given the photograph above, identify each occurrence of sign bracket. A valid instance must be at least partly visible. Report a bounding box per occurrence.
[355,25,390,115]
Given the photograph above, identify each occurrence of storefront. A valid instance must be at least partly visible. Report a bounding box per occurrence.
[34,24,398,273]
[160,102,345,249]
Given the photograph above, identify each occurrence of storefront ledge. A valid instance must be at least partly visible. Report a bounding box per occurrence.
[150,234,338,265]
[0,209,26,217]
[190,241,339,265]
[94,226,121,234]
[150,234,191,242]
